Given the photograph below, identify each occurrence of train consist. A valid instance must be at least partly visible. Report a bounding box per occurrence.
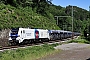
[9,28,80,45]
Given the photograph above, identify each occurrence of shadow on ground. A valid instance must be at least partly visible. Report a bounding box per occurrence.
[86,58,90,60]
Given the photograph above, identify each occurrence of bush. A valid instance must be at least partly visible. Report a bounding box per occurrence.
[68,39,90,44]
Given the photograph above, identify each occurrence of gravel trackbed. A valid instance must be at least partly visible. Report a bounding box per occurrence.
[39,43,90,60]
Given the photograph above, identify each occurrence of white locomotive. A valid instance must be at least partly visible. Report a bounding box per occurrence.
[9,28,50,45]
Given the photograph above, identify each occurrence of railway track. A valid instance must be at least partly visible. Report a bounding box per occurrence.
[0,37,77,52]
[0,41,60,52]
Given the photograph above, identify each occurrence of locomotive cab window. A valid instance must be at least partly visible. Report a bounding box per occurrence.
[23,30,25,33]
[21,31,22,33]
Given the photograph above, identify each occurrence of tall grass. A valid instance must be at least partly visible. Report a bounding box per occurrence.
[0,44,59,60]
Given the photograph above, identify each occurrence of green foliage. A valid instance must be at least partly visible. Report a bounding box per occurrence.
[0,0,33,7]
[0,3,60,30]
[65,5,90,32]
[0,44,58,60]
[68,38,90,44]
[87,25,90,40]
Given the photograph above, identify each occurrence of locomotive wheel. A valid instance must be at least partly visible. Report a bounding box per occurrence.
[10,42,17,46]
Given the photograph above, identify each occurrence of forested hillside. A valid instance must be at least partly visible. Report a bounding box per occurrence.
[0,0,60,30]
[0,0,90,34]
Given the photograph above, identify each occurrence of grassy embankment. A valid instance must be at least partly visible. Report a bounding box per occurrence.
[0,44,60,60]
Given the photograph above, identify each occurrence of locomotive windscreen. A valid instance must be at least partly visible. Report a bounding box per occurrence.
[10,28,19,40]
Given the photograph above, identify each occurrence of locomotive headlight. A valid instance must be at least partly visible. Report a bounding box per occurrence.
[18,35,20,37]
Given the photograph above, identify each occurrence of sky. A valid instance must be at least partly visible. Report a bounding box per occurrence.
[52,0,90,11]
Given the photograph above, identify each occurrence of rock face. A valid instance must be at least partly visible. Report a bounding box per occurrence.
[0,29,10,46]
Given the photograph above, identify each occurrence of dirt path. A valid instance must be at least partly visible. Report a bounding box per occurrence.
[39,43,90,60]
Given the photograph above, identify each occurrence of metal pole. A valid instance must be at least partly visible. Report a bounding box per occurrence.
[72,6,73,39]
[55,16,71,17]
[55,16,71,25]
[57,17,58,25]
[89,6,90,34]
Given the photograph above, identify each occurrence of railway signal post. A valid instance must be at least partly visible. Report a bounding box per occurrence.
[72,6,74,40]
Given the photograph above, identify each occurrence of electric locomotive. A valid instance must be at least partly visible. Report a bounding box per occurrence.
[9,28,50,45]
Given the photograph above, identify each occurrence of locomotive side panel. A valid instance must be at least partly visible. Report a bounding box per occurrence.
[37,29,49,39]
[18,28,39,43]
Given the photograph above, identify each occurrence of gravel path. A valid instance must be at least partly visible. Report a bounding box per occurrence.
[39,43,90,60]
[54,43,90,50]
